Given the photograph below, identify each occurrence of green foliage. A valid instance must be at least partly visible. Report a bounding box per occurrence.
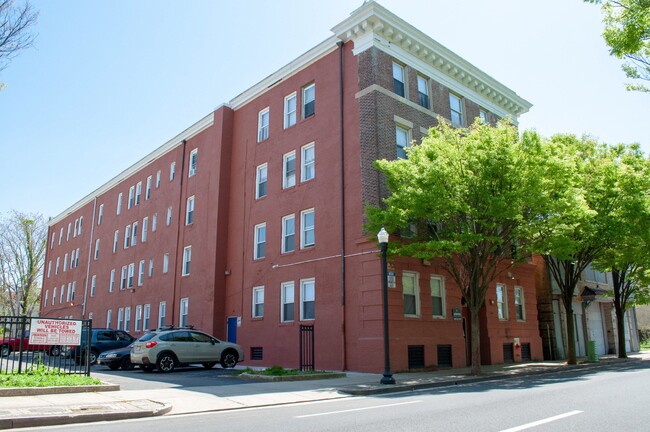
[236,365,322,376]
[587,0,650,92]
[0,362,101,388]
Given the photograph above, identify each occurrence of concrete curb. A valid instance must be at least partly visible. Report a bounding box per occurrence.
[239,372,347,382]
[0,383,119,397]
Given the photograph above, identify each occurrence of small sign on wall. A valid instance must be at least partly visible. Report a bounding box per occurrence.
[237,317,242,327]
[452,308,462,320]
[387,271,396,288]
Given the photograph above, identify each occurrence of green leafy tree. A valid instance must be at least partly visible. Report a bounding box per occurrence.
[587,0,650,92]
[0,211,46,316]
[366,119,546,375]
[592,144,650,357]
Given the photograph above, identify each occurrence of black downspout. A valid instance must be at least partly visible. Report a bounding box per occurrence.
[338,40,347,370]
[171,139,187,325]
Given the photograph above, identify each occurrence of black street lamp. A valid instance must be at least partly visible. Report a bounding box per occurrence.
[378,227,395,385]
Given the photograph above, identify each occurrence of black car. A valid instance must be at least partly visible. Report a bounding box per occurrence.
[72,328,135,365]
[97,344,135,370]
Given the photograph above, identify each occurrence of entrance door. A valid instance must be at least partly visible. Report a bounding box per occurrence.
[227,317,237,344]
[587,303,606,355]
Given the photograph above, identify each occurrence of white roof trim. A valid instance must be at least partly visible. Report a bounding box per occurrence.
[49,112,215,226]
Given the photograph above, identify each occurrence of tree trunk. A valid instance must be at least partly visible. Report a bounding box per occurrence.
[470,306,481,375]
[564,300,577,365]
[615,304,628,359]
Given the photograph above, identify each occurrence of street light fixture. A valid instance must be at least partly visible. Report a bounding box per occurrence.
[378,227,395,384]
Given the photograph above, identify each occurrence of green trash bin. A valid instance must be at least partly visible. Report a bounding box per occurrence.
[587,340,598,362]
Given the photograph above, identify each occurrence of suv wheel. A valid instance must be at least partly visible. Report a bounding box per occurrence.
[88,350,99,365]
[1,345,11,357]
[157,352,177,373]
[49,345,61,356]
[220,350,238,368]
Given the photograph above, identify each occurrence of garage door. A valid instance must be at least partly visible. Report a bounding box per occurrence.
[587,304,606,355]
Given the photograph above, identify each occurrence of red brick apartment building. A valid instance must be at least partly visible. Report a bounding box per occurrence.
[41,1,542,372]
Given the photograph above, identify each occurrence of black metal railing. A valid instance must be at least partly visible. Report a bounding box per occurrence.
[299,324,314,371]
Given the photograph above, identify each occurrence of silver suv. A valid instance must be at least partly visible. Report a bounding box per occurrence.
[130,326,244,373]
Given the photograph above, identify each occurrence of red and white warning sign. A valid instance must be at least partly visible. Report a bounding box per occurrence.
[29,319,82,346]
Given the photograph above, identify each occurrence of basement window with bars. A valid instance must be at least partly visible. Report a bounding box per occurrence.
[250,347,263,361]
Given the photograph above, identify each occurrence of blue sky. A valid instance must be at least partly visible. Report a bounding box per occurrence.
[1,0,648,219]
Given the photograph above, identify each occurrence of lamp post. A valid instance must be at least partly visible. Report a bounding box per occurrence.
[378,227,395,384]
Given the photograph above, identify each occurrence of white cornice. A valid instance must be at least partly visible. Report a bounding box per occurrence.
[332,1,532,119]
[49,113,215,226]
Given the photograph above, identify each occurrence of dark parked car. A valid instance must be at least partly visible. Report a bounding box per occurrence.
[98,344,135,370]
[72,328,135,365]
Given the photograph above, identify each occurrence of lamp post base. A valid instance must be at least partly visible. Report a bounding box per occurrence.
[380,374,396,385]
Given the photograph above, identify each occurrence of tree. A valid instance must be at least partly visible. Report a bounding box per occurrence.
[0,0,38,89]
[592,143,650,358]
[529,135,614,365]
[0,211,46,317]
[587,0,650,92]
[366,119,546,375]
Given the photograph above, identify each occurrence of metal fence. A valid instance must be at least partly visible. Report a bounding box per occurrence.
[299,324,314,371]
[0,316,91,375]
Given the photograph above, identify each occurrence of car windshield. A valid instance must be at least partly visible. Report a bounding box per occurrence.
[137,333,156,342]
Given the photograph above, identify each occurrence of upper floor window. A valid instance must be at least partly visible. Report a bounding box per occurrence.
[301,143,315,182]
[393,62,405,97]
[142,217,148,242]
[479,109,488,124]
[496,284,508,320]
[78,217,83,235]
[417,75,429,109]
[189,149,198,177]
[254,223,266,260]
[113,230,119,253]
[186,196,195,225]
[128,186,135,209]
[256,164,268,199]
[430,276,445,318]
[300,278,315,320]
[396,125,410,159]
[166,207,173,226]
[303,83,315,119]
[117,193,123,215]
[135,181,142,205]
[514,286,525,321]
[284,93,297,128]
[170,162,176,181]
[403,271,419,316]
[93,239,100,260]
[98,204,104,225]
[131,222,138,247]
[146,176,152,200]
[283,151,296,189]
[449,93,463,127]
[282,214,295,254]
[258,108,270,142]
[583,263,608,285]
[252,286,264,318]
[182,246,192,276]
[156,170,161,188]
[300,209,315,248]
[124,224,131,249]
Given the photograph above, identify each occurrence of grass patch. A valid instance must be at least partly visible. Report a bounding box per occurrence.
[0,363,101,388]
[641,339,650,351]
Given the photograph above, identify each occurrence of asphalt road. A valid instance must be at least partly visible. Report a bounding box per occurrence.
[33,360,650,432]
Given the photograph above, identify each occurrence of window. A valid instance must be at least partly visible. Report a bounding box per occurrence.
[143,304,150,330]
[252,286,264,318]
[69,250,74,269]
[135,182,142,205]
[135,305,142,332]
[449,93,463,127]
[158,301,166,327]
[120,266,127,290]
[60,285,65,303]
[170,162,176,181]
[281,282,295,322]
[75,248,80,267]
[90,275,96,297]
[73,219,78,238]
[117,193,123,215]
[47,260,51,278]
[283,151,296,189]
[79,216,83,235]
[124,307,131,331]
[186,196,195,225]
[113,230,119,253]
[94,239,100,260]
[63,253,68,272]
[301,209,315,248]
[189,149,198,177]
[393,62,405,97]
[163,253,169,274]
[132,222,138,246]
[156,170,161,188]
[256,164,267,199]
[117,308,124,330]
[479,109,488,124]
[124,225,131,249]
[71,282,76,302]
[258,108,269,142]
[300,278,315,320]
[109,269,115,293]
[98,204,104,225]
[430,276,445,318]
[59,227,63,245]
[179,298,189,327]
[127,263,135,288]
[43,290,49,307]
[182,246,192,276]
[284,93,297,128]
[106,309,112,328]
[303,83,315,118]
[396,125,410,159]
[301,143,315,182]
[146,176,152,200]
[51,232,55,249]
[142,217,148,242]
[138,260,145,286]
[52,287,56,305]
[403,271,419,316]
[514,286,525,321]
[88,312,93,320]
[152,213,157,232]
[166,207,172,226]
[254,223,266,260]
[148,259,154,277]
[128,186,134,209]
[496,284,508,320]
[55,257,60,275]
[282,214,295,253]
[417,75,429,108]
[583,263,608,284]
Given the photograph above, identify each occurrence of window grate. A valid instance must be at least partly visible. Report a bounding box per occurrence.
[251,347,263,361]
[408,345,425,369]
[521,342,531,361]
[437,344,452,368]
[503,343,514,363]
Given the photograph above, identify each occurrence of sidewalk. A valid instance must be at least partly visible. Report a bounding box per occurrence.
[0,352,646,429]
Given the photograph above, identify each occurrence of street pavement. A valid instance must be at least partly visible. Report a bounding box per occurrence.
[0,352,647,430]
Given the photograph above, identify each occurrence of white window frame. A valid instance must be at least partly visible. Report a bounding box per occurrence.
[79,216,83,235]
[113,230,119,253]
[124,224,131,249]
[252,286,264,318]
[392,62,405,97]
[166,207,172,226]
[283,151,296,189]
[120,266,127,290]
[479,109,488,124]
[186,196,195,225]
[282,214,295,254]
[430,276,445,318]
[138,260,145,286]
[127,263,135,288]
[170,162,176,181]
[93,239,100,260]
[128,186,135,209]
[135,181,142,205]
[514,286,525,321]
[301,142,315,182]
[449,93,464,127]
[254,223,266,260]
[396,125,411,159]
[98,204,104,225]
[59,227,63,245]
[402,271,420,317]
[163,253,169,274]
[156,170,161,188]
[255,163,268,199]
[117,308,124,330]
[300,209,315,248]
[52,287,56,305]
[47,260,51,278]
[117,192,123,215]
[142,217,148,242]
[143,304,150,330]
[179,298,189,327]
[146,176,152,200]
[284,92,297,128]
[281,282,295,322]
[132,222,138,246]
[124,306,131,331]
[189,148,198,177]
[182,245,192,276]
[63,253,68,272]
[109,269,115,293]
[90,275,96,297]
[417,75,430,109]
[300,278,315,321]
[496,283,508,320]
[148,258,154,277]
[135,305,142,332]
[302,83,315,119]
[258,107,270,142]
[152,213,157,232]
[158,301,166,327]
[73,219,78,238]
[55,257,60,275]
[106,309,112,328]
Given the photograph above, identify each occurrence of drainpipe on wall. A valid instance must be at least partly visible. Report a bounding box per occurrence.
[171,139,188,325]
[81,197,97,319]
[337,40,347,370]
